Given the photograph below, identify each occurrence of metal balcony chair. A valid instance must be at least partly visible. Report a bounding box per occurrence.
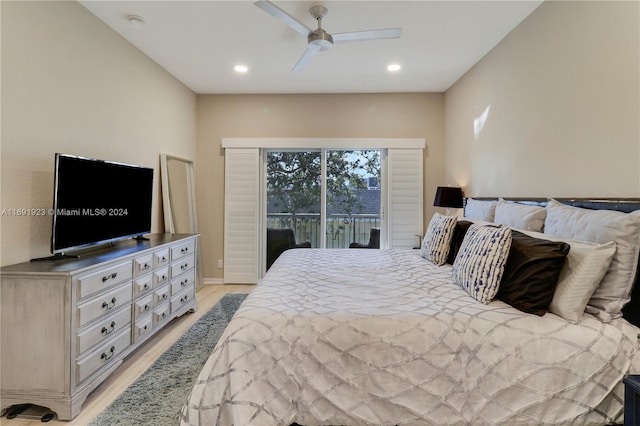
[349,227,380,249]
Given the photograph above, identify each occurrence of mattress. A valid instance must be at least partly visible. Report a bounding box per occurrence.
[180,248,639,425]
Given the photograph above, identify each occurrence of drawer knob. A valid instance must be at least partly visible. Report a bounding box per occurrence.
[161,256,167,262]
[143,283,150,291]
[180,295,189,303]
[162,294,167,300]
[102,297,117,310]
[181,279,188,287]
[143,325,148,330]
[181,263,188,271]
[143,263,150,270]
[100,346,115,361]
[162,312,167,319]
[101,321,116,335]
[161,275,166,281]
[102,272,118,283]
[181,247,189,254]
[144,304,150,311]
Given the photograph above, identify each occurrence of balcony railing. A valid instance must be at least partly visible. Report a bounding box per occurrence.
[267,213,380,249]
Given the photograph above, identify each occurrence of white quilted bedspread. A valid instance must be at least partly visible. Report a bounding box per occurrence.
[180,249,639,426]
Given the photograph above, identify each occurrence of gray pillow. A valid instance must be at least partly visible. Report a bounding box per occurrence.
[544,199,640,321]
[464,198,497,222]
[494,198,546,232]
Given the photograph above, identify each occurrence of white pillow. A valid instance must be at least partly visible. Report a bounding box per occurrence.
[452,224,512,304]
[494,198,546,232]
[519,229,616,323]
[464,198,498,222]
[544,199,640,321]
[421,213,457,266]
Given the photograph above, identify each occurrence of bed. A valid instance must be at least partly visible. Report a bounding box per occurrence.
[180,198,640,425]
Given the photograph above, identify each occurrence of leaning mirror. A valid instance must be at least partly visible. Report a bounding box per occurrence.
[160,154,202,288]
[160,154,198,233]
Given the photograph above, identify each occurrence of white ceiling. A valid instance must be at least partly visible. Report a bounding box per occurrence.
[79,1,543,94]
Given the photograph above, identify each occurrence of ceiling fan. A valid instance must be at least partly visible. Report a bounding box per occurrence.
[254,1,402,72]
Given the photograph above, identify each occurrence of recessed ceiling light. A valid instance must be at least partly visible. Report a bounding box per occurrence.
[127,15,145,29]
[387,64,401,72]
[234,65,249,73]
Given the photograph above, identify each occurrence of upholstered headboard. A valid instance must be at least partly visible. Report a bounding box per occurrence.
[463,197,640,328]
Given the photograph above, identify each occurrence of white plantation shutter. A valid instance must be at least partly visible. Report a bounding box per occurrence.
[224,148,260,284]
[387,149,423,248]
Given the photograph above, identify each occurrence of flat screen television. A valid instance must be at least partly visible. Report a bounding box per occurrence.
[50,153,154,256]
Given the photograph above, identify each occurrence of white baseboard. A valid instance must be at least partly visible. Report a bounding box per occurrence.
[202,278,224,285]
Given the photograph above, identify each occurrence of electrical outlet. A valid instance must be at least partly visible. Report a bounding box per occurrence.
[217,259,223,268]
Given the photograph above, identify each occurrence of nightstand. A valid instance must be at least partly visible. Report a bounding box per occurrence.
[624,375,640,426]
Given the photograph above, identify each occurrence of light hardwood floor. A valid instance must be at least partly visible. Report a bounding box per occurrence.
[1,284,255,426]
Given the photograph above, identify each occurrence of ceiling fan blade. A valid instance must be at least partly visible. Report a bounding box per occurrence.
[332,28,402,43]
[254,1,312,37]
[292,45,320,72]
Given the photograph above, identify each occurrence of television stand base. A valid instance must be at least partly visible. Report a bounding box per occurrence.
[133,235,150,241]
[30,253,80,262]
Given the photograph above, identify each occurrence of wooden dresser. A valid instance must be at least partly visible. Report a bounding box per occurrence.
[0,233,198,420]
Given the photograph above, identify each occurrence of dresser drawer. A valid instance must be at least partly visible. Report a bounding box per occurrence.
[133,314,153,342]
[133,293,153,320]
[77,262,132,300]
[154,249,170,268]
[77,283,133,327]
[170,240,195,262]
[76,328,130,384]
[170,287,195,315]
[132,274,153,298]
[154,284,170,306]
[76,306,131,355]
[170,254,195,279]
[171,269,195,296]
[154,303,170,326]
[133,254,153,278]
[153,267,169,288]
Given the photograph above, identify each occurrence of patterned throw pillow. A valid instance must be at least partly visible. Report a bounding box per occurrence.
[452,224,513,304]
[420,213,457,266]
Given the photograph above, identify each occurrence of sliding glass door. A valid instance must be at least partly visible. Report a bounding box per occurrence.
[266,149,381,249]
[325,150,381,248]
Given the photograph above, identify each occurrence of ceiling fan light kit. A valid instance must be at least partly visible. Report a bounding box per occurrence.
[254,0,401,72]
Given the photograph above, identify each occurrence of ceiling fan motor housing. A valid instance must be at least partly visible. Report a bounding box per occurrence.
[308,30,333,51]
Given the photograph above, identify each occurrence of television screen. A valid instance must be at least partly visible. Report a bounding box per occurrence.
[51,153,153,254]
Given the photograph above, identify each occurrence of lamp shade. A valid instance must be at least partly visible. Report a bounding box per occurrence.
[433,186,463,208]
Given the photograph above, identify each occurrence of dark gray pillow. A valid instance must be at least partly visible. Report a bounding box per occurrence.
[446,220,473,265]
[497,230,570,316]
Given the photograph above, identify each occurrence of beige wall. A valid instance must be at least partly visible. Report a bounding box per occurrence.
[6,0,635,281]
[197,93,445,279]
[1,1,197,265]
[444,0,640,197]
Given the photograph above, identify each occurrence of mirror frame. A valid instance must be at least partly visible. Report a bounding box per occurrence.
[160,154,202,289]
[160,154,198,234]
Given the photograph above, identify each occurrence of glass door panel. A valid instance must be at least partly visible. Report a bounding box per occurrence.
[325,150,381,248]
[266,151,321,247]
